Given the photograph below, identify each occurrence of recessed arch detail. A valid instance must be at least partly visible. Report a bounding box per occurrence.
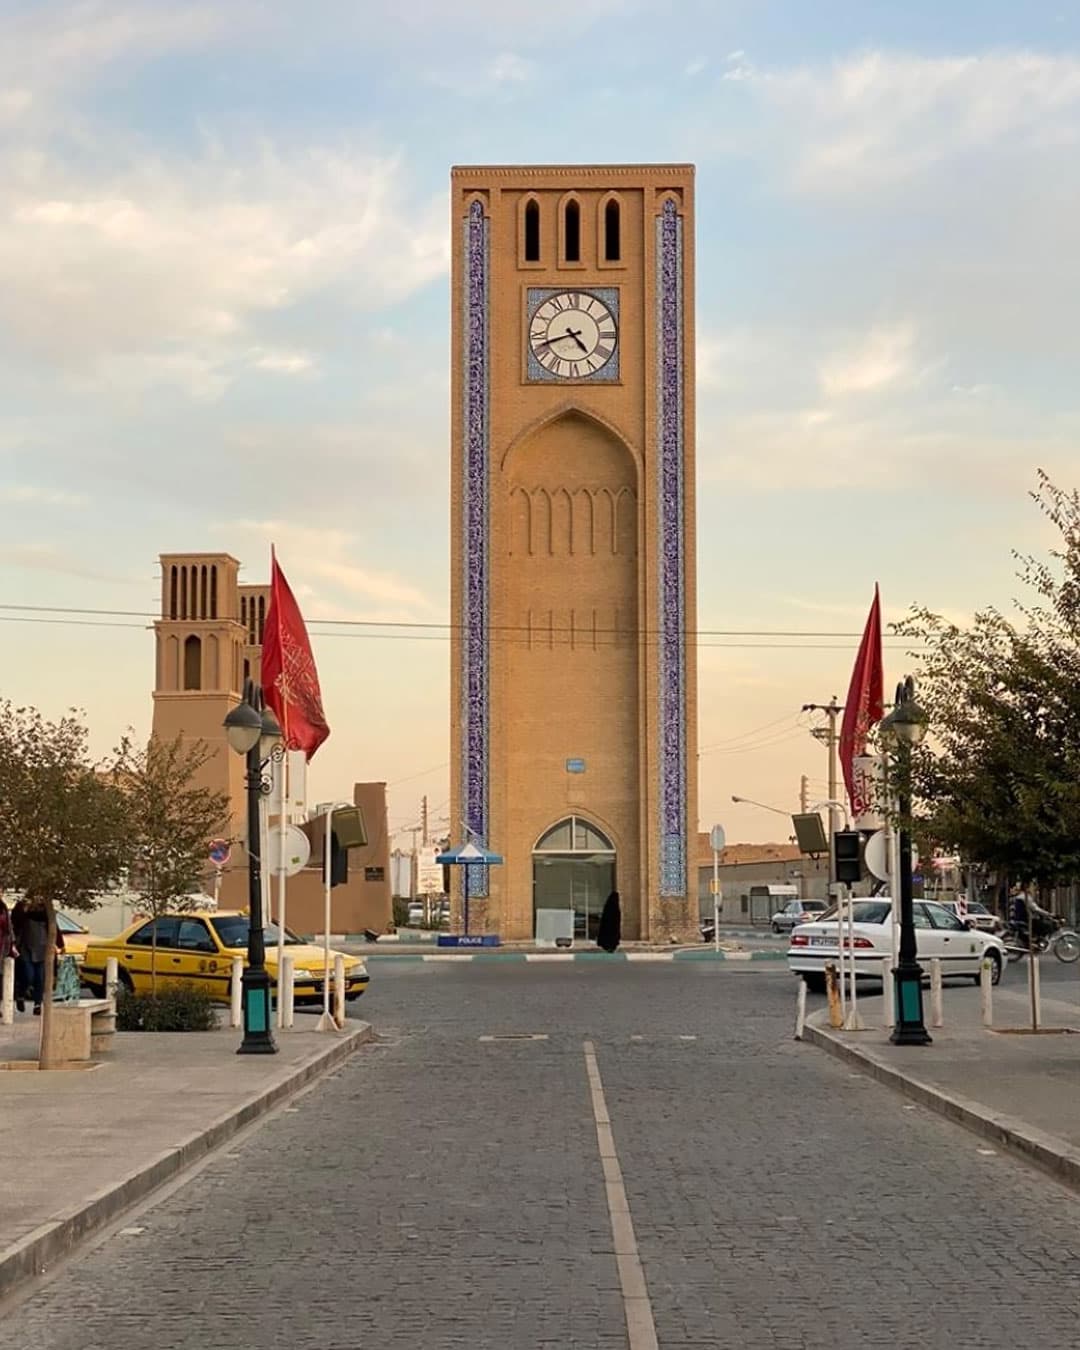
[520,193,541,264]
[599,191,622,264]
[499,403,641,478]
[557,191,584,265]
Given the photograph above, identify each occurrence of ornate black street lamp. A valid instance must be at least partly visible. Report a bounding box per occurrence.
[880,675,931,1046]
[224,679,282,1055]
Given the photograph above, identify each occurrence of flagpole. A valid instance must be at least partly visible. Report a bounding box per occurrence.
[317,801,336,1031]
[275,752,288,1029]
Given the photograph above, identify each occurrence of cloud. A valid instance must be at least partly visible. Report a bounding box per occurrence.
[819,324,916,397]
[0,484,86,507]
[489,51,534,84]
[0,1,236,125]
[0,141,448,394]
[729,49,1080,191]
[685,58,707,78]
[249,349,318,376]
[224,519,438,619]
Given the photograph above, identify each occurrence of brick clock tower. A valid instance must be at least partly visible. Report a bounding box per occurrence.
[449,164,698,942]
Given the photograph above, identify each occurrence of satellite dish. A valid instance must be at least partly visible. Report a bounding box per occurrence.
[269,825,312,878]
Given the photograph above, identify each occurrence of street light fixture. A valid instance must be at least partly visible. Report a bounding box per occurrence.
[223,678,281,1055]
[879,675,931,1047]
[731,795,790,818]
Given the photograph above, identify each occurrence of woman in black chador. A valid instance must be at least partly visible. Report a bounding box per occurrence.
[596,891,622,953]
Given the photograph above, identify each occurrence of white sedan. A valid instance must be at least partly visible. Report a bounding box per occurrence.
[788,898,1007,993]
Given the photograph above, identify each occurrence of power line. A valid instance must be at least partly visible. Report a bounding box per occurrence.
[0,602,923,643]
[0,613,925,651]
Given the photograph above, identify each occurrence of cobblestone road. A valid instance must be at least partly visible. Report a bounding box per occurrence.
[4,964,1080,1349]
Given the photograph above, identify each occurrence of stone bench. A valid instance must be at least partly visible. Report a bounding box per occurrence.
[50,999,116,1061]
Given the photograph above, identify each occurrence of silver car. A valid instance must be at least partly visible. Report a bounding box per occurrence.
[771,899,828,934]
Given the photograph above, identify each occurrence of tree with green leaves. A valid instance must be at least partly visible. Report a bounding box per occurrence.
[116,734,232,992]
[897,473,1080,896]
[0,704,130,1066]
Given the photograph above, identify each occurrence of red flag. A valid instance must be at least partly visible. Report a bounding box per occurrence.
[839,585,884,818]
[261,549,330,760]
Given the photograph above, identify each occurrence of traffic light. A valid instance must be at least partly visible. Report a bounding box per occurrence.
[834,830,862,885]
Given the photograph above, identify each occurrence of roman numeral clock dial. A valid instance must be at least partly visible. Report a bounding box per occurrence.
[528,290,618,380]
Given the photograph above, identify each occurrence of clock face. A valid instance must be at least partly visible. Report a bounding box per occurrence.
[528,291,618,379]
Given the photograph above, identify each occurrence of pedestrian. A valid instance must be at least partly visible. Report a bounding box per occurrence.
[21,900,63,1016]
[10,898,28,1012]
[597,890,622,953]
[0,897,15,1005]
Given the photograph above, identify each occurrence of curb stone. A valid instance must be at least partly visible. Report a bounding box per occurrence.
[0,1023,374,1300]
[363,948,788,963]
[803,1015,1080,1192]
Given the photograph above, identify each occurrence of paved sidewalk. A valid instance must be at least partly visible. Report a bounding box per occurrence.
[805,978,1080,1185]
[0,1014,373,1297]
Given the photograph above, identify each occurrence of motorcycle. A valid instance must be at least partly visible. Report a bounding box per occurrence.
[1002,913,1080,964]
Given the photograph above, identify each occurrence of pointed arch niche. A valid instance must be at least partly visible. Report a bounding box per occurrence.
[498,408,641,930]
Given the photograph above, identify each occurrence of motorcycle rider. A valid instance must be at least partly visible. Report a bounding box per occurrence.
[1010,885,1057,946]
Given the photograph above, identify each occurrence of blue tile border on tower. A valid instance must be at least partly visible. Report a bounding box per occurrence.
[656,196,687,898]
[462,198,490,896]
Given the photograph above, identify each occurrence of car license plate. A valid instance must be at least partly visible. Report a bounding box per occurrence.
[809,936,832,947]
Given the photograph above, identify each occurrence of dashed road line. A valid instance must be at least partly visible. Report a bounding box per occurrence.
[583,1040,658,1350]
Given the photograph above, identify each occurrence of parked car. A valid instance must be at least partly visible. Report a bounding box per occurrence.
[771,899,828,934]
[788,898,1007,993]
[55,910,103,967]
[936,900,1005,935]
[407,901,425,926]
[80,911,370,1005]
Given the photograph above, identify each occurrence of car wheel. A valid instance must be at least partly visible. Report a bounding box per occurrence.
[802,972,826,994]
[114,967,134,994]
[772,923,782,935]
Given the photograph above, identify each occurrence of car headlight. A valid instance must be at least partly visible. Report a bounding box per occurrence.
[291,968,315,981]
[349,967,367,981]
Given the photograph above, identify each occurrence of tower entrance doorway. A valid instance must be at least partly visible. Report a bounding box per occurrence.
[532,817,615,941]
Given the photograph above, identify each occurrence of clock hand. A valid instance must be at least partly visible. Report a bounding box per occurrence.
[536,327,586,351]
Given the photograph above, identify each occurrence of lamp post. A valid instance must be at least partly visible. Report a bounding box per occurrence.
[224,679,282,1055]
[880,675,931,1046]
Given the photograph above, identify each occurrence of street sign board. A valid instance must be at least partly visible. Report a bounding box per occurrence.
[709,824,726,852]
[208,839,231,867]
[417,846,443,894]
[566,758,586,774]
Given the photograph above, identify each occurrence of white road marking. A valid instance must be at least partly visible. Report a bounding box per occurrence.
[724,951,753,961]
[678,1034,697,1041]
[583,1041,658,1350]
[422,954,474,962]
[525,953,575,961]
[478,1034,549,1042]
[626,952,673,962]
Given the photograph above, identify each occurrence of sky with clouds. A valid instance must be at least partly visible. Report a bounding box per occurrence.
[3,0,1078,848]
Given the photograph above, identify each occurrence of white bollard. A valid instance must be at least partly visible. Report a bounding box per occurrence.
[881,959,895,1029]
[794,978,807,1041]
[1029,949,1042,1032]
[334,954,346,1028]
[281,954,295,1029]
[230,957,243,1029]
[105,956,119,1013]
[1,956,13,1025]
[929,958,943,1029]
[980,958,994,1028]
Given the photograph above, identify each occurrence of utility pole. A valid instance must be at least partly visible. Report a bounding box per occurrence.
[799,774,809,814]
[802,697,843,889]
[421,795,429,846]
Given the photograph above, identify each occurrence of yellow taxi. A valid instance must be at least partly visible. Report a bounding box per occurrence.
[56,910,101,967]
[81,910,370,1005]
